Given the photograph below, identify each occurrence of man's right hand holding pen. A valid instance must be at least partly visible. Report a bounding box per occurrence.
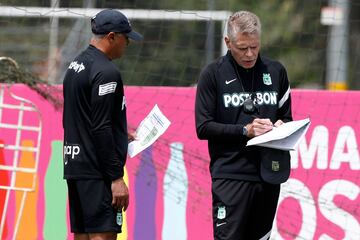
[245,118,275,138]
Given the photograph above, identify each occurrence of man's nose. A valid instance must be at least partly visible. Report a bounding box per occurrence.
[245,48,254,57]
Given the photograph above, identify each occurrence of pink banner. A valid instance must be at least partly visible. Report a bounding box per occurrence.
[0,84,359,239]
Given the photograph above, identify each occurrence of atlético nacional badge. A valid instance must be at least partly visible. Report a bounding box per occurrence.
[217,206,226,219]
[116,211,123,226]
[272,161,280,171]
[263,73,272,85]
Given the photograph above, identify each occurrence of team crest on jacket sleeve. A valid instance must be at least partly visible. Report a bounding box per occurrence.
[263,73,272,85]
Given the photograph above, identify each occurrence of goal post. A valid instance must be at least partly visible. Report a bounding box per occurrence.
[0,6,231,82]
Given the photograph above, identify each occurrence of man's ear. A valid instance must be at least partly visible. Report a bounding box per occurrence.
[224,36,231,49]
[107,32,116,42]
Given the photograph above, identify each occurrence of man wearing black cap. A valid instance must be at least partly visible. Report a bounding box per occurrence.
[63,9,142,240]
[195,11,292,239]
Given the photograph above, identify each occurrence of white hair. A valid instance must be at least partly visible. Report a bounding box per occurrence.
[227,11,261,41]
[92,33,107,42]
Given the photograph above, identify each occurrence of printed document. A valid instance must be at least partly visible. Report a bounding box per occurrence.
[128,104,171,158]
[246,118,310,150]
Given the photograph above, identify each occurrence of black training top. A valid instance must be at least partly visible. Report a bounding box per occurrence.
[195,51,292,181]
[63,45,127,181]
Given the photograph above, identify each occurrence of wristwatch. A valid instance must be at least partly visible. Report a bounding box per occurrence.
[242,126,248,136]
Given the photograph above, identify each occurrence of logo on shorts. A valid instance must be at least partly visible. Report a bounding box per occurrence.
[116,211,123,226]
[272,161,280,171]
[216,222,227,227]
[217,206,226,220]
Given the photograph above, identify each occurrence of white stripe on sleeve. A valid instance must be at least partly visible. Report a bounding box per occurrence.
[278,86,290,109]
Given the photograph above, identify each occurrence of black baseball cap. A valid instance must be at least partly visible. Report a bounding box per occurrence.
[91,9,143,41]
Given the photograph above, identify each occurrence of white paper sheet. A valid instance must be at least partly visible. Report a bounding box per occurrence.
[246,118,311,150]
[128,104,171,158]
